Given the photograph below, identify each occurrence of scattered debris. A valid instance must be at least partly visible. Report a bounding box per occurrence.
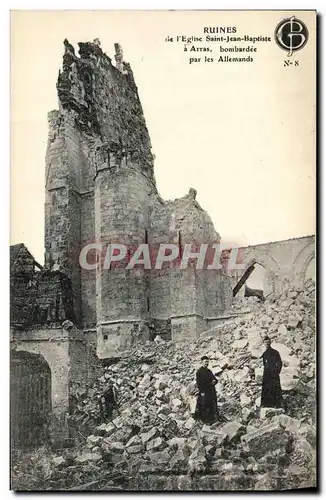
[11,280,316,491]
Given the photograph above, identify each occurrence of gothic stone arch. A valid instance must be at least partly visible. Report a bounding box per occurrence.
[292,241,315,288]
[10,350,51,449]
[242,249,281,295]
[13,336,71,444]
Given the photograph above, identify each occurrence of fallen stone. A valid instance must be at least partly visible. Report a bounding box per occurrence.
[188,455,207,474]
[260,407,284,420]
[241,408,252,422]
[172,398,183,408]
[125,435,142,448]
[291,438,316,468]
[53,456,65,466]
[108,441,125,453]
[247,327,263,347]
[258,447,287,465]
[154,380,167,391]
[277,324,288,336]
[254,367,263,384]
[95,422,116,437]
[242,421,289,458]
[234,367,251,383]
[169,449,189,470]
[112,416,124,428]
[110,426,134,444]
[140,427,159,444]
[232,338,248,350]
[127,444,143,454]
[148,450,170,464]
[157,404,170,415]
[184,417,196,430]
[168,437,186,448]
[295,379,311,395]
[280,371,299,391]
[287,314,303,329]
[260,314,272,327]
[272,414,301,434]
[255,396,261,408]
[146,436,165,452]
[246,425,257,434]
[139,373,151,388]
[217,356,231,369]
[121,407,132,418]
[86,435,102,447]
[254,472,278,490]
[176,475,192,490]
[186,395,197,414]
[240,393,251,407]
[75,452,102,463]
[211,365,224,376]
[185,381,197,396]
[219,421,245,443]
[298,424,316,448]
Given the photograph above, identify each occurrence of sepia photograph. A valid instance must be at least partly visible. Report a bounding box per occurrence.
[10,9,316,491]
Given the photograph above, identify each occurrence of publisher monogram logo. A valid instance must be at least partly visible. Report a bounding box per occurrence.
[275,16,309,57]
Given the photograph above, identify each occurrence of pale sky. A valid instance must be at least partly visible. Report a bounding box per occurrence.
[10,10,316,265]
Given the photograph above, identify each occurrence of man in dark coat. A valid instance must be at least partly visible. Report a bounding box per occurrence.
[194,356,218,423]
[261,336,283,408]
[99,376,119,421]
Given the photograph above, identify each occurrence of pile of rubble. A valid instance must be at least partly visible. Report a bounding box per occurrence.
[11,279,316,491]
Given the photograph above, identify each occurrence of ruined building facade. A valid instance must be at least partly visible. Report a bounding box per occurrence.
[44,40,232,358]
[10,41,315,446]
[10,41,232,444]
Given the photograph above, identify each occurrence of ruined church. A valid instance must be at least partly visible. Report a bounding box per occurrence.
[10,40,315,445]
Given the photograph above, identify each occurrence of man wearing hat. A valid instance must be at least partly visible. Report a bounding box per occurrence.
[194,356,219,424]
[261,336,283,408]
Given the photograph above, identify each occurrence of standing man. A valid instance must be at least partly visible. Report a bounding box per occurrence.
[261,336,283,408]
[194,356,218,424]
[99,375,119,421]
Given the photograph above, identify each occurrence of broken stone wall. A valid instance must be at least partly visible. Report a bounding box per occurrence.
[94,158,155,358]
[11,324,94,445]
[11,262,73,329]
[231,235,315,297]
[10,244,38,326]
[148,201,174,322]
[12,329,71,443]
[44,40,234,354]
[80,192,96,329]
[44,111,83,324]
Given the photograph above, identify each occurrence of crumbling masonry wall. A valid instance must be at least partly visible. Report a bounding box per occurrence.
[231,235,315,296]
[44,40,231,358]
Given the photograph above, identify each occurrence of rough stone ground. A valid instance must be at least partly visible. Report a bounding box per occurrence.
[11,279,316,491]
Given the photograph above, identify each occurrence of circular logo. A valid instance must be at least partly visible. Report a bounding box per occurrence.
[275,16,309,56]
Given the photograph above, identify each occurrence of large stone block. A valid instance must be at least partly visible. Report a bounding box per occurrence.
[241,421,289,458]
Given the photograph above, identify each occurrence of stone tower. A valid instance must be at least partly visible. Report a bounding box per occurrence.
[44,40,232,359]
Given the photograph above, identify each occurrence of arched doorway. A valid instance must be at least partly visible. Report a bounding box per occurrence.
[10,350,52,449]
[233,252,280,300]
[245,262,273,297]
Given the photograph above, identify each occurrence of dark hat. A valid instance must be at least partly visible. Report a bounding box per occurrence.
[201,355,209,361]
